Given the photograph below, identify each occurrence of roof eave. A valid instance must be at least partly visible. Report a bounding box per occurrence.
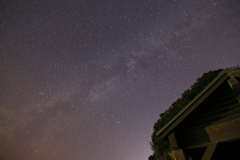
[156,69,237,138]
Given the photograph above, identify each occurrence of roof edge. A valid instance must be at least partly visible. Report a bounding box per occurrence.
[156,69,237,137]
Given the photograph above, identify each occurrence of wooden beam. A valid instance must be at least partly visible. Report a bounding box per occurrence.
[168,132,179,149]
[201,143,217,160]
[178,128,211,149]
[168,132,187,160]
[227,77,240,102]
[227,70,240,77]
[173,149,186,160]
[205,113,240,143]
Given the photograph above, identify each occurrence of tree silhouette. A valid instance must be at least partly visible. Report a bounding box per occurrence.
[149,68,226,160]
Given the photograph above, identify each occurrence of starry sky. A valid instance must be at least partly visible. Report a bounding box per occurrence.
[0,0,240,160]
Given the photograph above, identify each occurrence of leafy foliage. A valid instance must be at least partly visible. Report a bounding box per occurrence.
[148,155,155,160]
[149,68,225,160]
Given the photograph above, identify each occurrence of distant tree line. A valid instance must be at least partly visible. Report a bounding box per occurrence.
[147,67,240,160]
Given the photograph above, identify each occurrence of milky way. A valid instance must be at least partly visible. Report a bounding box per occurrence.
[0,0,240,160]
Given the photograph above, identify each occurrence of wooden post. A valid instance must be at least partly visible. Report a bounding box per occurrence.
[168,132,186,160]
[227,77,240,102]
[201,143,217,160]
[173,149,187,160]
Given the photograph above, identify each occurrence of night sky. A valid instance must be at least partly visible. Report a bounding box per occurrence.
[0,0,240,160]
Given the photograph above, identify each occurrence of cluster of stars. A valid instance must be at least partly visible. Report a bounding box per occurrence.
[0,0,240,160]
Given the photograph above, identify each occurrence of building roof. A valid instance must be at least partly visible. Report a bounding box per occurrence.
[156,69,240,139]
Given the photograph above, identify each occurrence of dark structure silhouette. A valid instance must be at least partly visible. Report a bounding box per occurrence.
[156,70,240,160]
